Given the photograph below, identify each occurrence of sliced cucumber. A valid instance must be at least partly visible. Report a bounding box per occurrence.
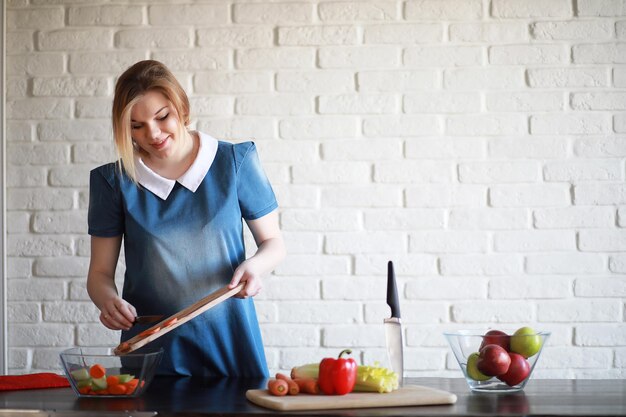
[117,374,135,384]
[70,368,90,381]
[76,379,93,389]
[92,376,107,390]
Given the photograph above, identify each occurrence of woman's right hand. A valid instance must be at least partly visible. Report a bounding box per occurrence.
[99,296,137,331]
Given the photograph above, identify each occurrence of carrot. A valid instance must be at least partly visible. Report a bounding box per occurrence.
[267,379,288,396]
[163,317,178,327]
[117,342,131,353]
[95,389,109,395]
[89,364,106,379]
[124,378,139,394]
[276,373,299,395]
[106,375,119,386]
[78,386,91,395]
[293,378,320,395]
[138,327,161,338]
[109,384,128,395]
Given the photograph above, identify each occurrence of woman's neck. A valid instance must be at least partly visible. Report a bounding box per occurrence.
[144,130,199,180]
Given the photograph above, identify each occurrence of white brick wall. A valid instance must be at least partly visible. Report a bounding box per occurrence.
[5,0,625,379]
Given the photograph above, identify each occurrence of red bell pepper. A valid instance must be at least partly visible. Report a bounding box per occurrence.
[318,349,357,395]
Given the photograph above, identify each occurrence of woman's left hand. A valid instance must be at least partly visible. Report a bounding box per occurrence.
[229,258,263,298]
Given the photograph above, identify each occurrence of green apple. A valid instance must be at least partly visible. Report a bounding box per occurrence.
[466,352,491,381]
[510,326,542,358]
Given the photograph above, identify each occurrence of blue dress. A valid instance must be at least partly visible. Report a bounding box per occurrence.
[88,133,276,377]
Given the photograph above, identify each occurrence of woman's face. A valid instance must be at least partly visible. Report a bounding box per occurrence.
[130,90,182,161]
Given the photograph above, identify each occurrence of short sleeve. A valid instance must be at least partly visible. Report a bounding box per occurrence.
[235,142,278,220]
[88,165,125,237]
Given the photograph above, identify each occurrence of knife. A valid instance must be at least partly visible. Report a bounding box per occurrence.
[384,260,404,386]
[133,315,164,325]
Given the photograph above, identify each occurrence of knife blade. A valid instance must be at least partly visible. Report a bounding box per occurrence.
[133,315,165,325]
[384,260,404,386]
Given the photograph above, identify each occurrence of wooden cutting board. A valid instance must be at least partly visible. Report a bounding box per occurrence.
[246,385,457,411]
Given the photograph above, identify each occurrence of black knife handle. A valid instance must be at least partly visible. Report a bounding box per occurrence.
[387,261,401,319]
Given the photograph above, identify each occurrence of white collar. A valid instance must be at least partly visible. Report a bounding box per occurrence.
[134,131,218,200]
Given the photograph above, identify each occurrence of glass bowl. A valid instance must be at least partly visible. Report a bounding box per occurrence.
[60,347,163,398]
[444,328,550,392]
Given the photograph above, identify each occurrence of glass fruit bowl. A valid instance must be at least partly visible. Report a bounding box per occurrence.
[443,328,550,392]
[60,347,163,398]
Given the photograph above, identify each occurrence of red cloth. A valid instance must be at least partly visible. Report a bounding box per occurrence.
[0,373,70,391]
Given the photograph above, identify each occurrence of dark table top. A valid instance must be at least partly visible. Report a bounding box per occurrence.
[0,377,625,416]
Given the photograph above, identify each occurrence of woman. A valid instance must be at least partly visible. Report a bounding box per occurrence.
[87,60,285,377]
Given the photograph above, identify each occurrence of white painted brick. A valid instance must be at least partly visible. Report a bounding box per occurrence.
[355,254,437,275]
[197,27,274,47]
[258,141,318,165]
[491,0,572,18]
[364,23,442,44]
[149,4,227,25]
[486,92,564,112]
[7,121,33,142]
[573,43,626,64]
[405,0,482,20]
[280,348,350,369]
[448,208,529,229]
[8,302,40,323]
[34,257,89,278]
[76,325,119,346]
[281,209,359,231]
[406,138,485,159]
[8,143,69,165]
[577,0,626,16]
[7,78,27,98]
[198,117,277,141]
[579,230,626,252]
[195,72,272,94]
[7,31,34,53]
[459,161,540,183]
[404,349,446,371]
[7,54,64,76]
[410,231,488,253]
[404,92,480,113]
[73,143,116,164]
[237,48,314,70]
[69,5,143,26]
[74,237,91,257]
[375,160,453,183]
[8,98,72,120]
[282,231,320,254]
[153,49,230,72]
[69,51,147,74]
[541,347,612,369]
[326,231,405,254]
[280,116,358,139]
[75,98,111,119]
[8,279,64,301]
[236,95,313,116]
[9,235,73,257]
[620,207,626,227]
[43,301,98,323]
[528,67,610,88]
[618,21,626,38]
[255,301,278,323]
[322,138,401,161]
[321,276,386,300]
[262,325,319,347]
[323,325,385,347]
[357,70,438,91]
[440,254,523,276]
[445,68,524,90]
[9,324,74,347]
[7,7,64,30]
[489,276,573,299]
[68,279,91,301]
[234,3,313,23]
[8,189,74,211]
[526,253,606,274]
[277,70,355,93]
[544,159,623,182]
[116,28,191,49]
[574,183,626,204]
[534,207,615,229]
[364,208,444,230]
[6,212,30,234]
[446,114,527,136]
[493,230,576,252]
[293,161,370,184]
[7,166,47,187]
[575,277,626,297]
[8,349,29,370]
[39,29,112,51]
[35,76,110,97]
[572,92,626,110]
[449,22,528,43]
[320,94,398,114]
[319,46,400,68]
[490,45,567,65]
[451,301,533,323]
[489,184,571,207]
[531,21,613,40]
[406,325,454,347]
[8,258,33,279]
[406,277,488,299]
[616,113,626,132]
[404,46,483,67]
[275,254,350,276]
[319,1,398,21]
[49,165,98,187]
[190,97,234,116]
[406,185,487,207]
[575,324,626,346]
[615,68,626,87]
[278,301,361,323]
[259,276,320,301]
[32,348,67,371]
[279,25,358,46]
[321,185,402,207]
[364,115,441,136]
[403,302,450,323]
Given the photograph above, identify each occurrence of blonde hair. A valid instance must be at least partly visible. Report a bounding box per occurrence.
[112,60,190,182]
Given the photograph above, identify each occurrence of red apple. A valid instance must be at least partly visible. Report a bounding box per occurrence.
[480,330,510,351]
[498,352,530,386]
[477,344,511,376]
